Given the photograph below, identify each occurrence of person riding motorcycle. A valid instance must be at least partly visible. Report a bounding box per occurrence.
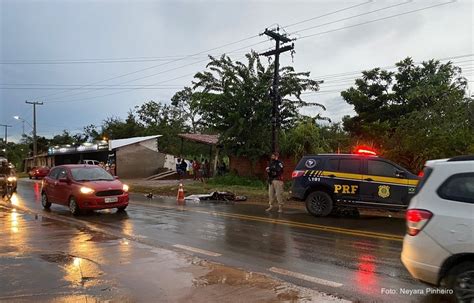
[0,161,13,196]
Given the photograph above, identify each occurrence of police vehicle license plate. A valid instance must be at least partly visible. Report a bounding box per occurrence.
[105,197,118,203]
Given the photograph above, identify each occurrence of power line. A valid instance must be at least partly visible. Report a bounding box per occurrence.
[5,2,370,65]
[283,0,373,28]
[45,43,275,105]
[45,72,199,104]
[297,0,456,40]
[0,87,187,90]
[27,2,383,100]
[290,0,413,35]
[46,51,473,105]
[44,41,271,102]
[34,35,265,100]
[0,84,187,87]
[0,53,249,65]
[41,40,271,102]
[314,54,473,80]
[25,1,458,106]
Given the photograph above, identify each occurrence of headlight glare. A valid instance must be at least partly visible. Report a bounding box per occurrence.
[122,184,129,192]
[80,187,94,194]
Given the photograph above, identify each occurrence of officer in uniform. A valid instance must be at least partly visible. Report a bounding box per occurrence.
[266,152,284,213]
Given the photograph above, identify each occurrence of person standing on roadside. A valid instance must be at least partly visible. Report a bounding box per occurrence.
[266,152,284,213]
[192,158,201,181]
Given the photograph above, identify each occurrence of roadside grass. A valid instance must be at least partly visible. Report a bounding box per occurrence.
[130,183,269,201]
[16,172,29,178]
[129,175,294,203]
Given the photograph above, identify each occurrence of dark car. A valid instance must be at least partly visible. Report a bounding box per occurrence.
[291,153,419,217]
[41,165,129,215]
[29,166,50,179]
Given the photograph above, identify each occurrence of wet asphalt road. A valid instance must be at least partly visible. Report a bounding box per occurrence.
[2,180,455,302]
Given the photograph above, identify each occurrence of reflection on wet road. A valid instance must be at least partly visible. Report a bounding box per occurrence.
[1,180,455,302]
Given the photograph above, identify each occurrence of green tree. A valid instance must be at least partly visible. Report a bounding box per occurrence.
[191,51,323,159]
[4,142,29,170]
[171,87,202,133]
[100,111,144,140]
[83,124,101,141]
[319,123,352,154]
[341,57,472,170]
[280,119,329,159]
[50,130,86,146]
[135,100,189,154]
[387,95,474,170]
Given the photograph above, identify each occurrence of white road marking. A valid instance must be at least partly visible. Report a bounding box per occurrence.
[172,244,222,257]
[269,267,343,288]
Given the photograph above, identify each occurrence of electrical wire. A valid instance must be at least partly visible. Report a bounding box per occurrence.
[33,34,264,100]
[289,0,413,36]
[283,0,373,28]
[297,0,456,40]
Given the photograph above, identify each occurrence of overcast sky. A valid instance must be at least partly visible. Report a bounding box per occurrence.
[1,0,472,142]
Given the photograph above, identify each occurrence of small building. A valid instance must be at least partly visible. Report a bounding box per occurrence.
[48,141,109,166]
[109,135,171,178]
[178,133,220,176]
[24,153,55,171]
[23,135,176,179]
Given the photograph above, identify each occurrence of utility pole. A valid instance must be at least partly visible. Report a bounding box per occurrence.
[0,124,12,157]
[25,101,43,164]
[259,27,294,153]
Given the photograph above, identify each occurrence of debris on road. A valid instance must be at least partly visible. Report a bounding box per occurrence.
[185,191,247,203]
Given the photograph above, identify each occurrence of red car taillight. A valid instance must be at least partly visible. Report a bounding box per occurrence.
[291,170,305,178]
[406,209,433,236]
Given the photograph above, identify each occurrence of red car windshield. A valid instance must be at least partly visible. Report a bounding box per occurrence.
[71,167,114,181]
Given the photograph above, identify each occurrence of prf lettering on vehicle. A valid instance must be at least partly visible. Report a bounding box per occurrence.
[334,184,358,194]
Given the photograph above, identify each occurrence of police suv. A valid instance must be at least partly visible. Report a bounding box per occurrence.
[291,152,419,217]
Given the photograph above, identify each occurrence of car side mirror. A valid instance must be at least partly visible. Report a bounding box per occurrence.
[58,177,69,183]
[114,176,119,179]
[395,170,406,178]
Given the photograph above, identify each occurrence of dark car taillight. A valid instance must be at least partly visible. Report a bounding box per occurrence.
[292,170,305,178]
[406,209,433,236]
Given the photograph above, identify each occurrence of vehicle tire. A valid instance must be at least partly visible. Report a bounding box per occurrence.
[69,197,81,216]
[117,206,127,212]
[305,191,333,217]
[29,175,32,179]
[444,261,474,303]
[41,192,51,209]
[4,186,13,201]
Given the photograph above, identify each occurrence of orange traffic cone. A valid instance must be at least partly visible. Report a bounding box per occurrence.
[177,183,185,205]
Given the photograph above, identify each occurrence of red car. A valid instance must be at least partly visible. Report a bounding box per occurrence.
[29,166,50,179]
[41,165,129,215]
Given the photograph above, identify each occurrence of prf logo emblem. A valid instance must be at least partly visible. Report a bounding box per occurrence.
[334,184,358,194]
[305,159,317,168]
[378,185,390,198]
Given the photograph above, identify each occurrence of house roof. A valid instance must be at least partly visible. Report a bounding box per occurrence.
[109,135,162,150]
[178,133,219,145]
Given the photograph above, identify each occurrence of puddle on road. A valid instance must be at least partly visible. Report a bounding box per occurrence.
[107,246,345,303]
[40,253,103,287]
[86,232,120,243]
[0,204,345,303]
[191,261,303,302]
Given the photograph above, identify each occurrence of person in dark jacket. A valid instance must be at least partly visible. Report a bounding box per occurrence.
[266,152,284,213]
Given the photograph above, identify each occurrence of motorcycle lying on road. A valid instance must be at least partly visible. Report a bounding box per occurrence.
[0,175,16,201]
